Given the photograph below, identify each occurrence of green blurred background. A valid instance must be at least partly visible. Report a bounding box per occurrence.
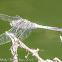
[0,0,62,62]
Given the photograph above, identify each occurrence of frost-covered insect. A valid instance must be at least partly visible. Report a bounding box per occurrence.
[0,14,62,45]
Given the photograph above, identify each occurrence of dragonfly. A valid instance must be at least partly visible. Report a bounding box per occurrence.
[0,14,62,45]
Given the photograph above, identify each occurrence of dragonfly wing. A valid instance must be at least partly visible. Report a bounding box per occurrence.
[18,28,31,41]
[0,27,31,45]
[0,27,17,45]
[0,14,21,22]
[0,32,11,45]
[8,27,22,38]
[8,26,31,41]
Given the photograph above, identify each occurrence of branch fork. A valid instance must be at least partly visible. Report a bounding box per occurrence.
[6,31,62,62]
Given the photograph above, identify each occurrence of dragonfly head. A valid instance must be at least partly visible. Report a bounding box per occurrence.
[10,21,16,27]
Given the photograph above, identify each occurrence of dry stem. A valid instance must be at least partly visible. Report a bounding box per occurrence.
[6,31,62,62]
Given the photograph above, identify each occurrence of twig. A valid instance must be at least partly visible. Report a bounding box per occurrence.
[6,31,62,62]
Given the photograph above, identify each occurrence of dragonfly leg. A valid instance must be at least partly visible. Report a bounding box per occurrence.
[14,27,24,40]
[15,25,21,35]
[20,30,23,40]
[14,28,19,36]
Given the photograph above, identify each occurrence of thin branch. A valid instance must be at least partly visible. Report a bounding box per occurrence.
[6,31,62,62]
